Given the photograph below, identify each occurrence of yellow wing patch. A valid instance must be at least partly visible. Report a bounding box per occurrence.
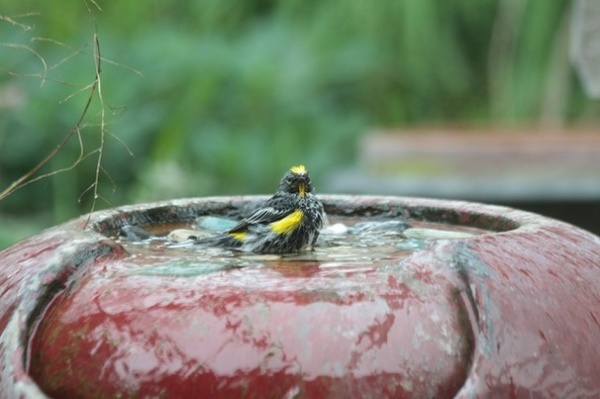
[229,231,247,241]
[270,210,303,235]
[290,165,307,175]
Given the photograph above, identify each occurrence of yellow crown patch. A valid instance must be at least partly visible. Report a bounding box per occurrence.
[290,165,307,175]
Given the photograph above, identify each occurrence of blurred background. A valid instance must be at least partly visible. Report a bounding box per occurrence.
[1,0,599,249]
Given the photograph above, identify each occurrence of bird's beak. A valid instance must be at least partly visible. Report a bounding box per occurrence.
[298,182,306,198]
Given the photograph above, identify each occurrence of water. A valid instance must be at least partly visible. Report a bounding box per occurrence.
[112,217,485,277]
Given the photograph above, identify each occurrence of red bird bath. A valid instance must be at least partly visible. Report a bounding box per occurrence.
[1,195,600,398]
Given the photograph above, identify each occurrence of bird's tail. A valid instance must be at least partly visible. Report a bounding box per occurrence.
[193,234,243,250]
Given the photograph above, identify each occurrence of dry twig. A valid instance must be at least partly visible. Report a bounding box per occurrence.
[0,2,137,223]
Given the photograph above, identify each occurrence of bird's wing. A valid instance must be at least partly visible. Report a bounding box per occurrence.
[227,206,293,233]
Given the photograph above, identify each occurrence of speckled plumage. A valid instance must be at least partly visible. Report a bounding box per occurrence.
[201,166,325,254]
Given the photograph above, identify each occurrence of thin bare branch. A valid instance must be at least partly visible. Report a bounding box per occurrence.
[13,131,99,191]
[0,42,48,86]
[100,57,144,77]
[109,131,135,157]
[0,13,38,31]
[1,5,135,224]
[100,164,117,194]
[2,69,80,87]
[33,36,143,77]
[86,0,103,12]
[78,182,96,203]
[86,30,105,219]
[59,81,96,104]
[31,37,76,50]
[0,47,99,201]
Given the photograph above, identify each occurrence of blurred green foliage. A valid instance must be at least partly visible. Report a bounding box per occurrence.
[0,0,596,248]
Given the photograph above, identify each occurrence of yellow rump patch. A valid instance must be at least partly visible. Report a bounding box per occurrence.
[229,231,247,241]
[290,165,307,175]
[270,210,303,235]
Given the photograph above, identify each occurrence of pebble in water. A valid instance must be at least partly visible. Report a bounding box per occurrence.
[320,223,350,235]
[194,216,238,232]
[120,225,160,242]
[167,229,202,243]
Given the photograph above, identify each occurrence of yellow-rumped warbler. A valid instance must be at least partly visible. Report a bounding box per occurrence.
[202,165,325,254]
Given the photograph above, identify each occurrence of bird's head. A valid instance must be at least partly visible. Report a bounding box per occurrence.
[278,165,314,198]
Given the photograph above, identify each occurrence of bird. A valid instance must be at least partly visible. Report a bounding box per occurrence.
[198,165,325,254]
